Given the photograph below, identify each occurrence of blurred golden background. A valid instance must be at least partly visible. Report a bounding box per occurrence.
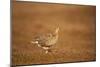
[12,1,96,65]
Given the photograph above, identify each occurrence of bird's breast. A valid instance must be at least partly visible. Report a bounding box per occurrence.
[45,35,58,46]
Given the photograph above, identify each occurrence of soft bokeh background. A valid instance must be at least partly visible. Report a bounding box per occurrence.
[12,1,96,65]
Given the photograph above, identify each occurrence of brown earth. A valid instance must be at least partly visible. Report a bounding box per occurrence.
[12,1,96,65]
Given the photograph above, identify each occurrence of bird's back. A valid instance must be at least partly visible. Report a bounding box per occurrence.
[33,33,58,47]
[32,27,59,48]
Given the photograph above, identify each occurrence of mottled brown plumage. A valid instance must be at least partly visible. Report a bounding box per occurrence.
[31,27,59,53]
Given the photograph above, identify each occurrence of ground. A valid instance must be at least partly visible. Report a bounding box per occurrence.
[12,1,96,66]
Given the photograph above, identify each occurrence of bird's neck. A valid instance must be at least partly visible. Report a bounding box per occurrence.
[52,32,58,37]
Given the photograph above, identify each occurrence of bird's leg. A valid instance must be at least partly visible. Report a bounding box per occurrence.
[42,46,52,54]
[45,49,52,54]
[37,44,41,47]
[47,49,52,52]
[42,47,49,54]
[45,50,49,54]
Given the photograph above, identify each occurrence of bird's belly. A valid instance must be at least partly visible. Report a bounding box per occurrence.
[46,38,58,46]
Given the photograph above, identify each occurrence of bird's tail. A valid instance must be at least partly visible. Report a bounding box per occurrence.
[30,41,38,44]
[30,41,41,47]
